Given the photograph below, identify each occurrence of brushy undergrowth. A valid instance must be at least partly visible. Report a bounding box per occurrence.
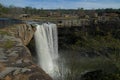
[57,33,120,80]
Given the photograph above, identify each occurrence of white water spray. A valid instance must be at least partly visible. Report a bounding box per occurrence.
[34,23,58,77]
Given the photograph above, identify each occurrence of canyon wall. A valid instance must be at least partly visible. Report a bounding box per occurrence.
[0,24,52,80]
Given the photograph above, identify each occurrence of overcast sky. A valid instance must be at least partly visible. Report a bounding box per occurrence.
[0,0,120,9]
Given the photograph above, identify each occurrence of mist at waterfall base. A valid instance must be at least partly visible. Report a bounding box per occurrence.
[34,23,61,78]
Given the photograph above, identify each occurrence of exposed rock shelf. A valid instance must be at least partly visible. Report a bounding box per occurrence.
[0,24,52,80]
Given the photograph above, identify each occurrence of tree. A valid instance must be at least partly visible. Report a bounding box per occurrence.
[78,8,84,10]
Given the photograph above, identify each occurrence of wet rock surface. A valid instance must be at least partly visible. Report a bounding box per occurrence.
[0,24,52,80]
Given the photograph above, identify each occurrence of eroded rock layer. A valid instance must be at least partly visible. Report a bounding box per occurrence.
[0,24,52,80]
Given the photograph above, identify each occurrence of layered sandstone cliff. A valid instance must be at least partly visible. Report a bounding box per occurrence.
[0,24,52,80]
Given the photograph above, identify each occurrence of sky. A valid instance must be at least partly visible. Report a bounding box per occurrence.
[0,0,120,9]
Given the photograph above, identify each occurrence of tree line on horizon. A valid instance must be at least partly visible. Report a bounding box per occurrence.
[0,3,120,18]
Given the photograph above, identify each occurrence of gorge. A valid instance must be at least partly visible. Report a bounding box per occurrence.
[0,18,120,80]
[0,2,120,80]
[27,19,120,80]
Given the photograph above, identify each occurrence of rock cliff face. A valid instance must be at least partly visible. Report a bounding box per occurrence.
[17,24,36,45]
[0,24,52,80]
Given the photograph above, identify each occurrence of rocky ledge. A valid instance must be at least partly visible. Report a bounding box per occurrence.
[0,24,52,80]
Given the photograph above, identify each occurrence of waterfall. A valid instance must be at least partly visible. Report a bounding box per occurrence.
[34,23,58,77]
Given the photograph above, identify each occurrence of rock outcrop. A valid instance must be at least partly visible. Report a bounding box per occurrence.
[0,24,52,80]
[17,24,36,45]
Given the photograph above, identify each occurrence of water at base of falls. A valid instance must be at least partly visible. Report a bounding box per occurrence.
[34,23,59,77]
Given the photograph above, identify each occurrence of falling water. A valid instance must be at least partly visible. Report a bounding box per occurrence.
[34,23,58,77]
